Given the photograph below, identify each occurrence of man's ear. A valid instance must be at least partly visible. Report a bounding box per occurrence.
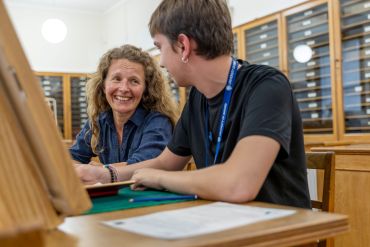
[177,33,191,61]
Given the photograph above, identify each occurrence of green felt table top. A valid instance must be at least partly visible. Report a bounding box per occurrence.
[85,187,196,215]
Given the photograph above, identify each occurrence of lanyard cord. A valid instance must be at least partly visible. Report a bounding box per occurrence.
[204,58,238,166]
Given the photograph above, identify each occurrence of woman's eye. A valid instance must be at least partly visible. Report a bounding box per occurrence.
[112,77,120,82]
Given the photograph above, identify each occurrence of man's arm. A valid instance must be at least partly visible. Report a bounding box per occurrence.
[75,147,191,184]
[131,135,280,203]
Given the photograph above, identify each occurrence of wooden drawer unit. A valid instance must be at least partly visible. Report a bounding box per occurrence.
[70,75,88,139]
[285,2,335,135]
[341,0,370,134]
[36,73,66,137]
[241,16,281,69]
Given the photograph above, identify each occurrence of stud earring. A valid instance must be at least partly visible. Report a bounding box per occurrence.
[181,57,189,64]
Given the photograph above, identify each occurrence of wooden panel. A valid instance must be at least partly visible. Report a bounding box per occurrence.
[0,228,44,247]
[334,168,370,247]
[311,144,370,247]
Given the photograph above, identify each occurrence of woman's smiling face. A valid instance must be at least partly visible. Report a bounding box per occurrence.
[104,59,146,118]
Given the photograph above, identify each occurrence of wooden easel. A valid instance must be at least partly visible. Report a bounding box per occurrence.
[0,0,91,243]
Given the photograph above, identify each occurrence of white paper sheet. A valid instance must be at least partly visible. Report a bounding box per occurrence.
[103,202,295,239]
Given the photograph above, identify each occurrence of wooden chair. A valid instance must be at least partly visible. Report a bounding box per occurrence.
[305,151,336,247]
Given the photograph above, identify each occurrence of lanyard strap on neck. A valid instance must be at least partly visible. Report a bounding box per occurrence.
[204,58,238,166]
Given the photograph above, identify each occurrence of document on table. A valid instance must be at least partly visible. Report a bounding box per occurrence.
[103,202,296,239]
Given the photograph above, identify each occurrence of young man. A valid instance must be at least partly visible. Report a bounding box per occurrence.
[76,0,311,208]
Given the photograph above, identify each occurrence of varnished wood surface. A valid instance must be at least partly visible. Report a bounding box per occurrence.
[310,144,370,247]
[312,144,370,154]
[45,201,348,247]
[306,152,335,212]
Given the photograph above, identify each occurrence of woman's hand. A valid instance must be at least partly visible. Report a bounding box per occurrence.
[75,164,110,185]
[130,168,166,191]
[88,160,103,166]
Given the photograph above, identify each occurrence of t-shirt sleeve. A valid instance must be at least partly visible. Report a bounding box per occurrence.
[69,121,95,163]
[238,73,293,157]
[167,101,192,157]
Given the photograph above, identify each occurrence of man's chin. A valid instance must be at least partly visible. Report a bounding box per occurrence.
[172,79,188,88]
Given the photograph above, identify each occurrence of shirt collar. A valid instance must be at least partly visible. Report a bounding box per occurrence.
[103,106,148,130]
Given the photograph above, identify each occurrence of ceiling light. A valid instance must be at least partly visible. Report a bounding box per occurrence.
[41,18,68,44]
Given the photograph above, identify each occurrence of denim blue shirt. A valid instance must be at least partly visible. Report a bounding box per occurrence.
[70,107,172,165]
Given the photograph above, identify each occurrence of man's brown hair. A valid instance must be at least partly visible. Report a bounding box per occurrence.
[149,0,233,59]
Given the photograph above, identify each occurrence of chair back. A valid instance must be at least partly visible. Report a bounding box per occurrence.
[306,151,335,212]
[305,151,335,247]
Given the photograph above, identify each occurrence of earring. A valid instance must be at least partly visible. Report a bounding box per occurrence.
[181,57,189,64]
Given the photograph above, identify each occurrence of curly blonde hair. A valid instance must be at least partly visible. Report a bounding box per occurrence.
[86,44,179,154]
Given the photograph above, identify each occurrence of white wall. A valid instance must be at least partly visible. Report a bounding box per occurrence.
[102,0,161,51]
[4,2,104,73]
[4,0,309,72]
[229,0,307,27]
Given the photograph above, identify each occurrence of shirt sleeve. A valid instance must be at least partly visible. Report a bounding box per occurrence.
[69,121,95,163]
[239,73,293,157]
[126,115,173,164]
[167,101,192,157]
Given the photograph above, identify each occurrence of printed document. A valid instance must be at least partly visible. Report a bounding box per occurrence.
[103,202,295,239]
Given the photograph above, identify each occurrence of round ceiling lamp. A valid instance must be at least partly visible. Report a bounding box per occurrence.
[41,18,68,44]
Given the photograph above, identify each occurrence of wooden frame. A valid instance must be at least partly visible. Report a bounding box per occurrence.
[35,72,89,140]
[306,151,336,247]
[232,27,244,60]
[306,151,335,212]
[334,0,370,142]
[239,13,282,69]
[0,0,90,231]
[281,0,338,143]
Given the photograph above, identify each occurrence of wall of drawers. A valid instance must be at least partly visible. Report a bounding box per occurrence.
[35,72,88,140]
[232,0,370,143]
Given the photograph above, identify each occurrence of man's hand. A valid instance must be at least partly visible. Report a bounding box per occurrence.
[130,168,167,191]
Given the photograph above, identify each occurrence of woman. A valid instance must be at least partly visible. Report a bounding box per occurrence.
[70,44,178,169]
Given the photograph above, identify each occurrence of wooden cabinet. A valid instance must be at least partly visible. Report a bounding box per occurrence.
[232,0,370,144]
[35,72,88,140]
[240,14,282,69]
[36,72,67,138]
[283,1,337,140]
[70,75,89,139]
[311,144,370,247]
[340,0,370,136]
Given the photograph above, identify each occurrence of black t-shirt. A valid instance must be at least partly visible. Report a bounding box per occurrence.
[167,60,311,208]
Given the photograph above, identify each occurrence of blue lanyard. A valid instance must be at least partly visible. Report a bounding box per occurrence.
[204,58,238,166]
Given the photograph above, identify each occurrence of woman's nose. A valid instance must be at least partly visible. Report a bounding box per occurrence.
[118,79,129,90]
